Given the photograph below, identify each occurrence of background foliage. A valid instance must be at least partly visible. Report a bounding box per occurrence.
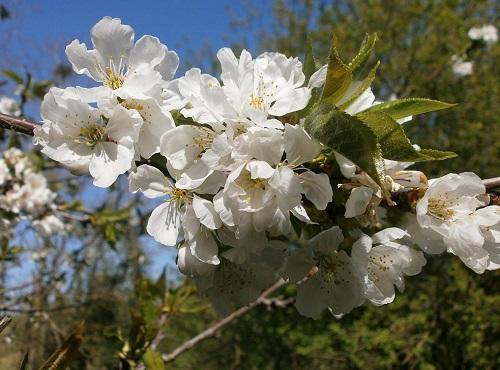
[0,1,499,369]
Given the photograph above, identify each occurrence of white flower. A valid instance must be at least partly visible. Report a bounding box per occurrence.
[351,228,426,306]
[214,160,302,237]
[129,164,221,265]
[0,96,21,116]
[34,215,65,236]
[468,24,498,45]
[288,226,364,318]
[483,221,500,270]
[0,159,10,186]
[66,17,178,98]
[451,55,473,77]
[34,87,142,187]
[17,172,56,213]
[416,172,500,273]
[102,96,175,158]
[221,49,311,118]
[168,48,313,128]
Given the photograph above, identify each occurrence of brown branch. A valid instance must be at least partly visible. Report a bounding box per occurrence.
[0,315,12,334]
[0,301,93,314]
[0,113,499,190]
[483,177,500,190]
[0,113,39,136]
[161,278,287,363]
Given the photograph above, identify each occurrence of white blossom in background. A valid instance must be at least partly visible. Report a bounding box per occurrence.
[0,146,66,240]
[0,96,21,116]
[33,214,66,236]
[451,55,473,77]
[468,24,498,45]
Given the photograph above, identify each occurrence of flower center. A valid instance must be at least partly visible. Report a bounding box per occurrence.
[191,128,214,150]
[248,73,276,111]
[319,254,350,285]
[74,124,107,148]
[168,188,188,202]
[249,94,265,110]
[97,56,126,89]
[367,252,394,283]
[427,197,455,221]
[250,177,266,190]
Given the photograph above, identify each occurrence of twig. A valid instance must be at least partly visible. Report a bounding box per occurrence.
[260,296,294,309]
[0,113,38,136]
[0,112,499,190]
[0,315,12,334]
[0,302,92,314]
[161,278,287,363]
[150,312,169,351]
[483,177,500,190]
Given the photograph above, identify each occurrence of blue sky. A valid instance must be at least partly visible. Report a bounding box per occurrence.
[1,0,273,86]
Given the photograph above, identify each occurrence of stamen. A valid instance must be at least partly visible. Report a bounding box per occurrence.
[427,197,455,220]
[74,124,107,148]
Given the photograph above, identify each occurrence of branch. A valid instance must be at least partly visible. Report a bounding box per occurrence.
[483,177,500,190]
[0,302,93,314]
[0,315,12,334]
[0,112,499,190]
[161,278,287,363]
[0,113,38,136]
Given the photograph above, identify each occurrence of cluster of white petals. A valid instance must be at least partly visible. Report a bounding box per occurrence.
[451,55,474,77]
[32,17,499,318]
[468,24,498,45]
[0,147,66,237]
[0,96,21,116]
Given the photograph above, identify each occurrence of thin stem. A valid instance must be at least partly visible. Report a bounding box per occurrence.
[0,113,498,189]
[161,278,287,363]
[0,315,12,334]
[0,113,38,136]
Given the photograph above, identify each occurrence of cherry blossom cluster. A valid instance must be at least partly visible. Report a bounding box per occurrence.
[32,17,499,318]
[451,23,497,77]
[0,147,65,237]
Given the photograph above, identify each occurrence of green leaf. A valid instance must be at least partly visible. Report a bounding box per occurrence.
[364,98,456,120]
[339,61,380,111]
[303,37,316,84]
[321,36,352,105]
[0,69,23,84]
[357,111,457,162]
[143,350,165,370]
[349,33,378,74]
[38,321,84,370]
[19,351,29,370]
[304,102,387,196]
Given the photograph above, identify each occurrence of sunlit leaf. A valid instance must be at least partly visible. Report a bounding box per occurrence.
[357,111,457,162]
[349,33,378,74]
[321,37,352,105]
[304,102,387,197]
[364,98,456,120]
